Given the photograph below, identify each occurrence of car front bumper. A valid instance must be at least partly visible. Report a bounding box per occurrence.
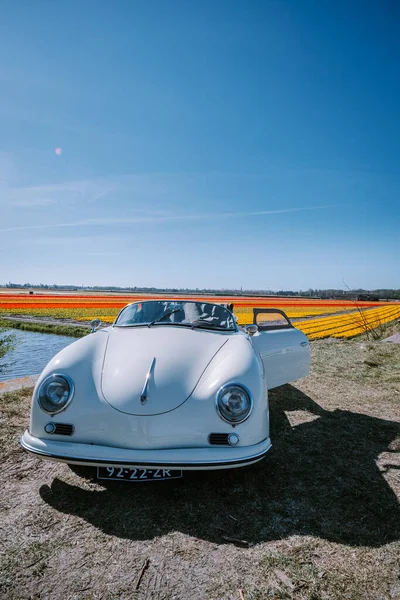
[20,430,272,470]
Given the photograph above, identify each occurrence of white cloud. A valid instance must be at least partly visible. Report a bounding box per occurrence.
[0,204,344,233]
[2,179,111,207]
[1,172,189,208]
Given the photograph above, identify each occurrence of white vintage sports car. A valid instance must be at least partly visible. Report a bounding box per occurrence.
[21,300,310,482]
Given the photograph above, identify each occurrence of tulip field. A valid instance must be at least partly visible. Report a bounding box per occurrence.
[0,291,399,340]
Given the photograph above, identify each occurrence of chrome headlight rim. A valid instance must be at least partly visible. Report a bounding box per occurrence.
[215,382,253,425]
[37,373,75,415]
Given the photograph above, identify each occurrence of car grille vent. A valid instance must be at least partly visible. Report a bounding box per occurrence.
[208,433,230,445]
[54,423,74,436]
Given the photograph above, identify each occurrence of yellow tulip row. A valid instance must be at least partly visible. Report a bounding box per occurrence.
[296,305,398,332]
[233,306,346,325]
[78,315,115,323]
[296,306,400,339]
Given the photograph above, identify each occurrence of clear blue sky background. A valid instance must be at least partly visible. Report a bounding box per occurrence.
[0,0,398,290]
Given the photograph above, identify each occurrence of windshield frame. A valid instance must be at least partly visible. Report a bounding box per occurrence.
[113,300,238,332]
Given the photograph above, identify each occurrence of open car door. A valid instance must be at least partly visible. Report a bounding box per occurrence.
[250,309,310,390]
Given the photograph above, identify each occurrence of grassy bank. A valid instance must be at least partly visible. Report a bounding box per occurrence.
[0,318,89,338]
[1,339,399,599]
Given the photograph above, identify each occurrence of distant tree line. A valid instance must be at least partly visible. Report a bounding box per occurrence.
[3,282,400,300]
[295,288,400,301]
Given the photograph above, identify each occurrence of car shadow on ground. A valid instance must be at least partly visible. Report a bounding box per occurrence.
[39,385,400,547]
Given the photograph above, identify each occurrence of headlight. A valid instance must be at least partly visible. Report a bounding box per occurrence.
[38,374,74,414]
[216,383,253,424]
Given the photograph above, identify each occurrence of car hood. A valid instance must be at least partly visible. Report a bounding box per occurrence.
[101,326,229,415]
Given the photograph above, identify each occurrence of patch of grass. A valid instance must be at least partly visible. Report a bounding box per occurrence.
[256,544,399,600]
[0,386,33,420]
[357,317,400,340]
[0,318,88,338]
[0,539,60,595]
[0,388,32,465]
[259,549,321,598]
[309,337,400,393]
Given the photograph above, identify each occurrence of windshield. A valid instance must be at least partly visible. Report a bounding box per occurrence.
[114,300,236,331]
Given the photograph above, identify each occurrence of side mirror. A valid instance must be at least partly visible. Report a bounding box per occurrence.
[90,319,101,333]
[245,324,258,337]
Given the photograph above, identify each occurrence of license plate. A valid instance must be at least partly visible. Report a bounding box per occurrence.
[97,466,183,482]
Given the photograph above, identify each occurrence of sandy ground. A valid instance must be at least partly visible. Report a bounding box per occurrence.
[0,375,38,395]
[0,339,399,600]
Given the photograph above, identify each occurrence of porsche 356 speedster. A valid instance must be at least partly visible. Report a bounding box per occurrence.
[21,300,310,481]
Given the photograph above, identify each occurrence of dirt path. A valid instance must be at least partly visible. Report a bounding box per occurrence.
[1,314,91,328]
[1,340,399,599]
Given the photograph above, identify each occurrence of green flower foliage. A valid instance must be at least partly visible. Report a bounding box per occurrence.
[0,327,16,362]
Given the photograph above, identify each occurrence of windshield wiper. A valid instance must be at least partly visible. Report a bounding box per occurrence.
[148,308,182,328]
[190,319,228,330]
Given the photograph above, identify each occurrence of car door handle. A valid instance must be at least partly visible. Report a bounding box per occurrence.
[300,341,309,347]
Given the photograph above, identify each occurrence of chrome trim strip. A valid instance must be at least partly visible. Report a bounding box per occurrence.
[140,357,155,404]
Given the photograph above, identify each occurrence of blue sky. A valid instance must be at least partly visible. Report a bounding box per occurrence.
[0,0,398,290]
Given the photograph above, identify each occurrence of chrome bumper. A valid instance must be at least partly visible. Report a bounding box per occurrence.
[20,430,272,470]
